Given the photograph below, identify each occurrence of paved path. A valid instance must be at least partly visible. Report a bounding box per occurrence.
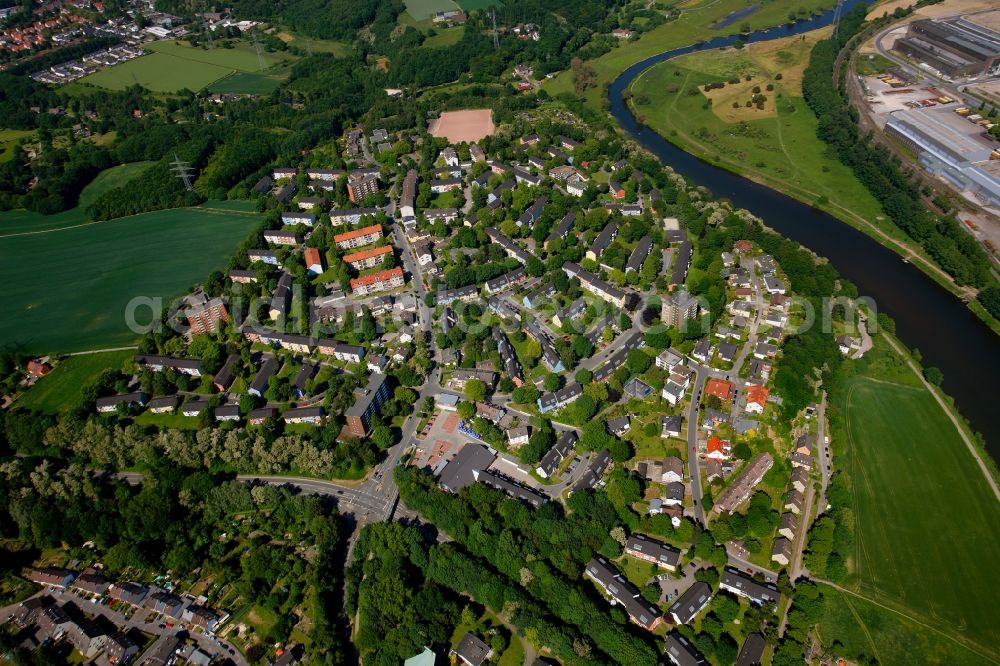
[64,346,139,357]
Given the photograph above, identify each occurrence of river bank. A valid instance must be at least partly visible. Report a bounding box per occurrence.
[601,0,1000,457]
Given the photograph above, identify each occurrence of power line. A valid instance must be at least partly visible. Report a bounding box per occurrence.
[170,153,195,192]
[492,9,499,50]
[250,31,266,71]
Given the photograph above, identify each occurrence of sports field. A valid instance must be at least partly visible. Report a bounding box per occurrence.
[208,71,288,95]
[429,109,494,142]
[0,201,257,353]
[837,373,1000,661]
[16,350,134,413]
[80,40,294,93]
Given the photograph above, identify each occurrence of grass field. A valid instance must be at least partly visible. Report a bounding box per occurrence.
[834,368,1000,661]
[819,584,993,665]
[208,71,288,95]
[404,0,460,21]
[275,32,350,56]
[424,26,465,48]
[16,350,134,413]
[0,129,32,163]
[543,0,835,105]
[629,31,902,236]
[0,201,258,353]
[81,40,295,93]
[78,162,154,209]
[456,0,501,10]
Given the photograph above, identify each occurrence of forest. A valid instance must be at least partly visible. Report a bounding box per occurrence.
[0,459,352,662]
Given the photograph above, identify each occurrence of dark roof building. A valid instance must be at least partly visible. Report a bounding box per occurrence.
[625,534,682,570]
[573,449,611,492]
[438,444,497,493]
[664,632,708,666]
[736,633,766,666]
[535,430,577,478]
[668,581,712,625]
[720,567,780,606]
[584,556,661,630]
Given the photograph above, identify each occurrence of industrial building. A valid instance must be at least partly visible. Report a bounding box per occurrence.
[894,18,1000,79]
[885,104,1000,206]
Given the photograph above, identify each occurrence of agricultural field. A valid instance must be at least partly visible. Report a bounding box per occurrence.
[456,0,501,9]
[404,0,460,22]
[208,71,288,95]
[80,39,295,93]
[424,25,465,48]
[833,364,1000,661]
[15,350,134,413]
[77,161,155,209]
[0,129,33,163]
[0,201,258,354]
[275,31,350,56]
[818,584,993,665]
[628,30,916,247]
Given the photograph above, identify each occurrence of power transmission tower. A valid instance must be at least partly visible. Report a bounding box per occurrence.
[170,153,195,191]
[203,19,214,49]
[251,32,266,71]
[491,10,499,50]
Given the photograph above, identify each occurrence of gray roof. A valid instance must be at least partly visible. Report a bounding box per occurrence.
[664,633,708,666]
[536,430,577,476]
[625,533,681,567]
[736,633,766,666]
[345,373,388,419]
[439,444,497,493]
[721,567,780,606]
[668,581,712,624]
[626,235,653,272]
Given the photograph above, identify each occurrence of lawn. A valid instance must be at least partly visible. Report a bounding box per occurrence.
[81,40,295,93]
[0,202,259,353]
[628,30,908,248]
[818,584,993,665]
[15,350,134,413]
[275,32,350,56]
[835,372,1000,661]
[0,129,33,163]
[404,0,460,21]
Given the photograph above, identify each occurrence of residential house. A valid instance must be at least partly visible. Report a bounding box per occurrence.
[771,537,792,566]
[670,240,693,290]
[269,271,293,320]
[345,373,390,437]
[334,224,382,250]
[430,178,462,193]
[281,212,316,226]
[329,208,380,226]
[661,416,683,439]
[185,297,229,334]
[135,355,202,376]
[790,467,809,493]
[71,572,110,596]
[350,267,404,296]
[215,404,240,422]
[249,358,280,398]
[720,568,780,606]
[451,633,493,666]
[343,245,393,270]
[537,382,583,414]
[229,269,259,283]
[213,354,240,392]
[663,481,685,506]
[713,453,773,514]
[95,392,148,413]
[704,378,734,402]
[625,534,681,571]
[304,247,325,275]
[587,222,618,261]
[507,425,530,447]
[284,406,324,424]
[778,513,798,540]
[668,582,712,625]
[784,490,804,515]
[317,340,364,363]
[249,407,279,425]
[626,235,652,273]
[248,249,278,265]
[66,618,108,658]
[264,230,300,246]
[572,449,612,492]
[584,556,661,630]
[736,634,766,666]
[105,631,138,664]
[536,430,577,478]
[607,415,631,436]
[745,385,769,414]
[562,262,628,309]
[181,397,209,417]
[664,633,708,666]
[545,212,576,249]
[29,568,76,589]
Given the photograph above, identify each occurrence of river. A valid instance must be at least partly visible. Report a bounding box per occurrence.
[608,0,1000,457]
